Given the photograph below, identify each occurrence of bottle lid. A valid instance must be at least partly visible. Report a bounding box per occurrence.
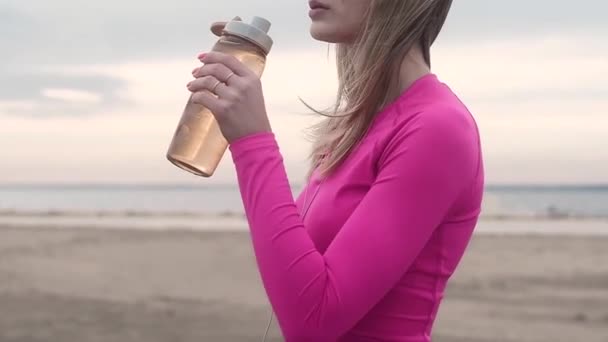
[222,16,273,55]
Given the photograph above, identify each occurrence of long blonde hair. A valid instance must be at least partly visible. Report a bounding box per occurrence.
[304,0,453,179]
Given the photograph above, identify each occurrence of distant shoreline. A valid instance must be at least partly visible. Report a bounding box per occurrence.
[1,213,606,237]
[1,183,608,190]
[1,209,607,221]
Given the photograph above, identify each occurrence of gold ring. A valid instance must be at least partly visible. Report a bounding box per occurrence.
[225,72,235,83]
[211,80,222,93]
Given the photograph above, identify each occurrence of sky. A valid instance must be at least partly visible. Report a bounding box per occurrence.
[0,0,607,185]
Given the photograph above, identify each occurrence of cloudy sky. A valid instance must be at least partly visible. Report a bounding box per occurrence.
[1,0,606,185]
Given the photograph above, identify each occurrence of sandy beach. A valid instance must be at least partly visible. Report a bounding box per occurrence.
[0,224,607,342]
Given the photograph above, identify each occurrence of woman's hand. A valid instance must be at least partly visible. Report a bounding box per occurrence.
[187,52,272,143]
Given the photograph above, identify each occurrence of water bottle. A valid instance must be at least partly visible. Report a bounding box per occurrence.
[167,16,273,177]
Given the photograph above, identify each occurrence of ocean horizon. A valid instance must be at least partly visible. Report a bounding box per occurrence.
[1,182,607,235]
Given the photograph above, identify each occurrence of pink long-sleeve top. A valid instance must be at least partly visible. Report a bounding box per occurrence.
[229,74,484,341]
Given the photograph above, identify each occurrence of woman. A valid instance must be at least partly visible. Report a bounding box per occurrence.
[187,0,484,340]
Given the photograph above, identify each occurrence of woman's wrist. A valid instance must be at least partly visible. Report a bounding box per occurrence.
[229,131,278,160]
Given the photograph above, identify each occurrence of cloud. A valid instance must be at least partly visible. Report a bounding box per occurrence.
[0,0,311,117]
[470,88,608,106]
[0,1,310,67]
[0,69,129,117]
[442,0,608,40]
[2,0,606,67]
[1,0,606,119]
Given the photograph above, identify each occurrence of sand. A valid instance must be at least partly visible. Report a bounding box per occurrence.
[0,224,607,342]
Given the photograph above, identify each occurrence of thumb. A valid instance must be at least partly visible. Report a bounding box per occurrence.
[210,16,242,37]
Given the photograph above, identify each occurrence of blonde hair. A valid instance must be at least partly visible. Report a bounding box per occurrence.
[304,0,453,179]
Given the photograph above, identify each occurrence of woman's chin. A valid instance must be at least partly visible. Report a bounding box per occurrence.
[310,22,357,44]
[310,25,331,42]
[310,26,342,43]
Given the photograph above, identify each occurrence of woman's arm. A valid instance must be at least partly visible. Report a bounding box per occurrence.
[229,109,478,340]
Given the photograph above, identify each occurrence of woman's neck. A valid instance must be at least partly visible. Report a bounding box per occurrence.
[398,45,431,94]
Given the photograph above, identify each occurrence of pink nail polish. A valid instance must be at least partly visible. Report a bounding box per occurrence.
[198,53,207,59]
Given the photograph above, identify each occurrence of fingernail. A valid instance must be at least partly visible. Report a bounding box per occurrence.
[186,82,192,88]
[198,53,207,59]
[192,67,199,75]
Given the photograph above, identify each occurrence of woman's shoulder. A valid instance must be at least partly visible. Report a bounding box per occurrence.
[368,76,482,178]
[376,82,479,149]
[374,74,476,131]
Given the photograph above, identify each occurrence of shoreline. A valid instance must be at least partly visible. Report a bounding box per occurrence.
[2,208,607,221]
[1,217,607,236]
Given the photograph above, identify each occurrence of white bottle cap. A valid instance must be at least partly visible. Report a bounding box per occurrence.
[223,16,273,55]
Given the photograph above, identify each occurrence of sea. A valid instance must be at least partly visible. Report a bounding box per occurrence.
[0,184,607,235]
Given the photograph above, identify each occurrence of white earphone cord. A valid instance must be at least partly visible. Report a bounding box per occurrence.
[261,310,274,342]
[260,180,322,342]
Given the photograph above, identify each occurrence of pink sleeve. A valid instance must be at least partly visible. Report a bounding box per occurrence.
[229,111,478,340]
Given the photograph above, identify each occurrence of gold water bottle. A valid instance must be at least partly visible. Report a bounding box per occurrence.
[167,16,273,177]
